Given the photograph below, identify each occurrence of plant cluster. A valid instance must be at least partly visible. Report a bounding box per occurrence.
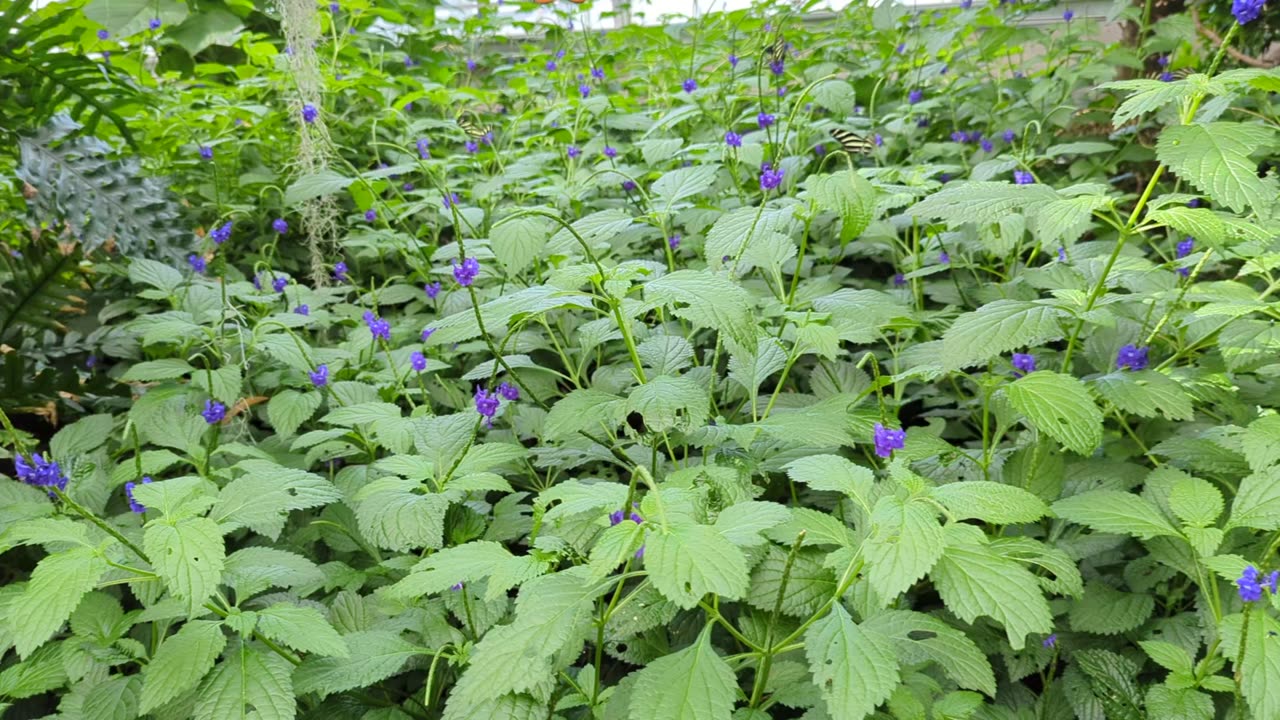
[3,0,1280,718]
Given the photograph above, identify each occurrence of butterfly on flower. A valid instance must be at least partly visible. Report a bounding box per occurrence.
[828,128,874,155]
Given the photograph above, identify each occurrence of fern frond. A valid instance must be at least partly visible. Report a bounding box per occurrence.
[0,240,88,344]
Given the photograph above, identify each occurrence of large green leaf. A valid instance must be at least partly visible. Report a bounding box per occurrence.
[1005,371,1103,455]
[644,270,756,347]
[628,624,736,720]
[7,546,108,658]
[140,620,226,713]
[805,604,900,719]
[646,523,750,608]
[941,301,1067,370]
[144,517,225,614]
[1156,123,1278,215]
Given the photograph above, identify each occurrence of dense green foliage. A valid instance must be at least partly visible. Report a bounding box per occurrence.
[3,0,1280,718]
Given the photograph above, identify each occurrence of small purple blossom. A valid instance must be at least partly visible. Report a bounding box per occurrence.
[410,352,427,372]
[465,140,479,153]
[365,208,377,222]
[1013,170,1034,185]
[125,476,152,513]
[211,221,232,245]
[421,327,436,342]
[579,84,591,98]
[621,180,637,191]
[1116,344,1149,371]
[302,103,318,124]
[1159,71,1174,82]
[917,117,930,128]
[873,423,906,458]
[668,235,681,251]
[1239,565,1263,602]
[757,112,776,129]
[1003,129,1016,142]
[452,257,480,287]
[97,29,109,40]
[1269,570,1280,594]
[188,254,207,274]
[545,58,558,72]
[475,387,500,426]
[1063,8,1074,21]
[310,364,329,387]
[893,272,905,286]
[466,58,477,72]
[682,78,697,93]
[202,400,227,425]
[333,261,349,283]
[14,453,69,491]
[498,382,519,401]
[450,582,463,591]
[567,145,581,159]
[908,89,923,104]
[729,53,739,68]
[363,311,391,341]
[1188,198,1202,208]
[769,59,785,75]
[591,67,605,81]
[272,276,288,293]
[939,251,950,264]
[874,134,884,147]
[725,131,742,148]
[1043,634,1057,648]
[1058,247,1068,262]
[149,18,162,30]
[603,146,618,159]
[1012,353,1036,377]
[1176,237,1194,276]
[417,138,430,159]
[981,139,994,152]
[273,218,288,234]
[961,0,973,7]
[1158,55,1171,67]
[443,192,461,209]
[759,163,785,191]
[425,281,442,299]
[294,305,309,316]
[815,143,827,157]
[199,146,213,161]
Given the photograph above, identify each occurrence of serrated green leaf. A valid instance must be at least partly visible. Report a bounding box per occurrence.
[144,516,225,614]
[294,631,425,699]
[140,619,226,713]
[354,478,449,552]
[862,610,996,696]
[784,454,873,506]
[284,170,354,206]
[806,604,900,720]
[1069,582,1154,635]
[644,270,756,348]
[255,604,347,657]
[713,501,789,547]
[1092,371,1194,422]
[120,358,194,382]
[647,524,749,608]
[1156,123,1278,215]
[626,375,710,433]
[193,643,295,720]
[932,481,1049,524]
[210,460,341,539]
[746,545,834,617]
[931,526,1052,650]
[629,624,736,720]
[7,546,108,658]
[811,170,877,242]
[941,301,1066,370]
[863,496,944,602]
[491,215,551,276]
[1100,78,1198,126]
[1239,611,1280,720]
[82,675,141,720]
[1006,371,1103,455]
[266,390,322,438]
[1228,466,1280,531]
[652,165,719,211]
[49,414,114,459]
[1242,415,1280,472]
[1052,490,1181,539]
[907,181,1057,227]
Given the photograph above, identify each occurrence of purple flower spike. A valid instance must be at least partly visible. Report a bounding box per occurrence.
[365,208,377,222]
[417,138,430,159]
[498,382,519,401]
[425,281,442,299]
[769,59,785,75]
[273,218,289,234]
[609,509,625,526]
[125,476,152,513]
[591,67,605,81]
[188,254,207,274]
[682,78,697,93]
[939,251,950,264]
[1012,353,1036,377]
[310,364,329,387]
[981,139,994,152]
[149,18,162,30]
[410,351,427,372]
[1043,634,1057,648]
[603,146,618,159]
[729,53,739,68]
[621,180,637,191]
[1063,8,1074,21]
[757,112,776,129]
[1239,565,1263,602]
[465,140,479,154]
[333,261,349,283]
[211,221,233,244]
[199,146,213,161]
[668,235,681,251]
[272,276,288,293]
[725,131,742,148]
[1003,129,1016,143]
[567,146,581,158]
[452,257,480,287]
[872,422,906,458]
[443,192,461,209]
[475,387,500,426]
[97,29,110,40]
[1233,0,1264,24]
[302,103,318,124]
[363,311,391,341]
[14,453,70,491]
[1116,344,1149,371]
[759,163,785,191]
[202,400,227,425]
[1013,170,1034,185]
[421,327,436,342]
[579,84,591,98]
[908,89,923,104]
[295,305,309,316]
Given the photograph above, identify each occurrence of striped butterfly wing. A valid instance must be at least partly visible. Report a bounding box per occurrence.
[457,117,490,139]
[766,34,786,65]
[829,128,873,155]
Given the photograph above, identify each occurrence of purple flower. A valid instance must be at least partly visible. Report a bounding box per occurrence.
[874,134,884,147]
[769,59,785,75]
[86,355,98,369]
[365,208,377,222]
[1176,237,1194,259]
[1013,170,1034,185]
[668,235,681,250]
[545,59,557,72]
[1003,129,1016,143]
[760,163,785,191]
[682,78,697,93]
[425,281,442,299]
[621,180,637,191]
[294,305,309,316]
[450,582,463,591]
[725,131,742,148]
[1116,344,1149,371]
[272,276,288,293]
[475,387,500,426]
[757,112,776,129]
[1012,353,1036,377]
[728,53,739,68]
[410,351,428,372]
[603,146,618,159]
[421,327,436,342]
[814,143,827,157]
[609,509,625,525]
[125,476,152,513]
[1063,8,1074,20]
[402,182,415,192]
[310,364,329,387]
[333,261,349,283]
[1158,55,1171,67]
[199,145,213,161]
[579,84,591,98]
[776,86,787,97]
[591,67,605,81]
[873,423,906,458]
[981,139,994,152]
[1269,570,1280,594]
[202,400,227,425]
[939,251,950,264]
[951,131,965,143]
[1043,634,1057,648]
[893,272,905,286]
[443,192,461,209]
[1058,247,1068,262]
[895,42,907,54]
[567,145,581,159]
[363,311,391,341]
[211,221,232,245]
[1159,71,1174,82]
[939,173,951,183]
[417,138,430,159]
[466,58,477,72]
[302,103,318,124]
[498,382,519,401]
[253,273,263,290]
[188,254,207,274]
[14,453,69,491]
[961,0,973,7]
[1239,565,1263,602]
[273,218,288,234]
[149,18,162,30]
[453,257,480,287]
[908,89,923,104]
[97,29,109,40]
[465,140,479,154]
